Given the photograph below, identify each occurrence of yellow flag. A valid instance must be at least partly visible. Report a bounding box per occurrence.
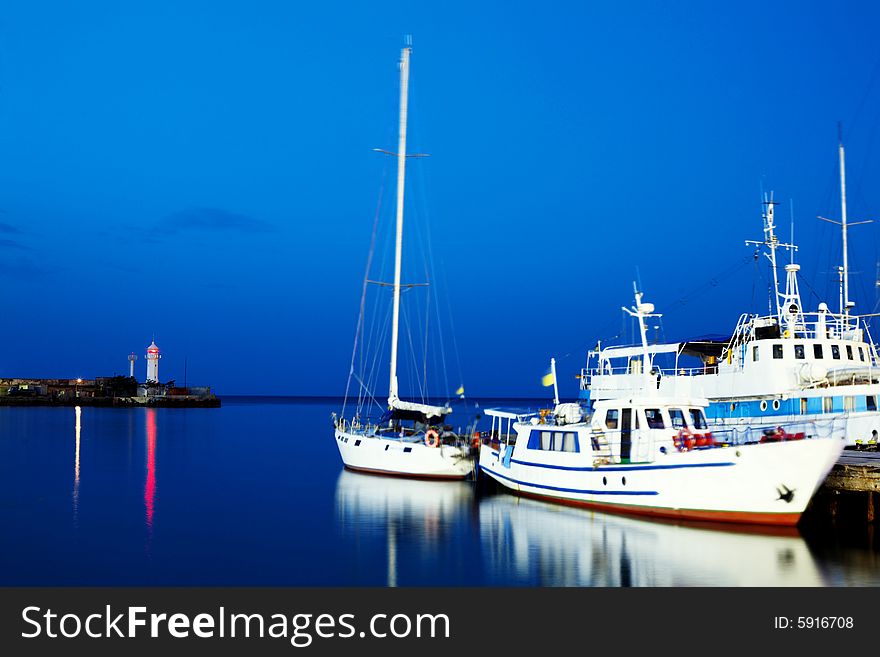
[455,385,465,396]
[541,371,555,387]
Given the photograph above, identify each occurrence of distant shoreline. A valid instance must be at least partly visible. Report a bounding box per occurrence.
[0,394,560,407]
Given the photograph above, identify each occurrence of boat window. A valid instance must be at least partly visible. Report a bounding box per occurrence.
[688,408,708,429]
[846,345,853,360]
[528,429,579,452]
[844,396,855,411]
[813,344,823,359]
[773,344,783,359]
[859,347,865,362]
[753,345,759,362]
[823,397,833,413]
[793,344,805,359]
[669,409,686,429]
[800,398,808,415]
[541,431,552,450]
[868,396,878,412]
[553,432,565,452]
[605,409,619,429]
[644,409,665,429]
[831,344,840,360]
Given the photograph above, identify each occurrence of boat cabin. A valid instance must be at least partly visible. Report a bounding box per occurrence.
[485,397,714,467]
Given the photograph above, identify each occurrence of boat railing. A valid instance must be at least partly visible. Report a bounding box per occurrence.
[733,312,868,343]
[334,415,379,435]
[709,417,846,445]
[582,364,705,380]
[589,418,844,464]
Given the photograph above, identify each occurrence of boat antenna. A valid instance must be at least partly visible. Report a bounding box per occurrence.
[819,123,873,317]
[622,282,661,393]
[745,192,797,323]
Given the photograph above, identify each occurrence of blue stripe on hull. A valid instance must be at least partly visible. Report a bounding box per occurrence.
[490,451,735,472]
[480,465,658,496]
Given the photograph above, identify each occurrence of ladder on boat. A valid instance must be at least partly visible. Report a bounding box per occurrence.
[590,430,613,465]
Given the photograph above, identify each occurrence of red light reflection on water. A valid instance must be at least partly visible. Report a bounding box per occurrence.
[145,408,157,529]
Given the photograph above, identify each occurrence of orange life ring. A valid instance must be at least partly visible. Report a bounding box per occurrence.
[674,428,695,452]
[425,429,440,448]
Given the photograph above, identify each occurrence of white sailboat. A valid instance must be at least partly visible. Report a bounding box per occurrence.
[333,45,475,480]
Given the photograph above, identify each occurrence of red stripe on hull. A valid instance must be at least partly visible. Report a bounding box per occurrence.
[343,465,469,481]
[514,489,802,527]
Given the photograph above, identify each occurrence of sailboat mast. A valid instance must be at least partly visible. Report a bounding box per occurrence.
[388,46,411,404]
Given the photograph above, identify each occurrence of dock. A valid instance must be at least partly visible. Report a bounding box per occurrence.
[808,448,880,524]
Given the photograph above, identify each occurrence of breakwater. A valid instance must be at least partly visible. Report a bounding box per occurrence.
[0,376,220,407]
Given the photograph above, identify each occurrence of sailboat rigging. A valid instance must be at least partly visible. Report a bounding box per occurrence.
[332,44,476,479]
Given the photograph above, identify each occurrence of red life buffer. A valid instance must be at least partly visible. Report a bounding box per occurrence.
[425,429,440,448]
[674,428,696,451]
[694,432,715,447]
[760,427,806,443]
[471,431,482,449]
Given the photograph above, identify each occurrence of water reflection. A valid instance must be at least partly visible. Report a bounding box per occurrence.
[72,406,81,524]
[145,408,157,531]
[335,470,473,586]
[479,494,827,586]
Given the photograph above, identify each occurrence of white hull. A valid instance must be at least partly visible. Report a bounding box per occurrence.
[479,436,843,526]
[335,429,474,479]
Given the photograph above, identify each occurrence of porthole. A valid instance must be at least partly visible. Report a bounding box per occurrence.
[622,476,627,486]
[729,402,736,411]
[760,400,768,412]
[772,399,780,411]
[602,476,607,486]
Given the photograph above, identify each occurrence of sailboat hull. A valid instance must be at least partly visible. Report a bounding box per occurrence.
[335,429,474,480]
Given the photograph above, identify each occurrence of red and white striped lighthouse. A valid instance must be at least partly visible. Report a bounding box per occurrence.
[146,341,161,383]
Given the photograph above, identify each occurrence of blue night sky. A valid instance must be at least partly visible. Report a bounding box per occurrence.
[0,1,879,397]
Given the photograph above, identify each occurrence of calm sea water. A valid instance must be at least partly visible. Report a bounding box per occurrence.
[0,397,877,586]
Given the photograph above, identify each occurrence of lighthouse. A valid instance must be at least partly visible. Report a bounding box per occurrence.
[146,341,161,383]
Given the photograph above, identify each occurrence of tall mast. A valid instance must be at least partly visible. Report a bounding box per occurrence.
[819,126,872,317]
[838,129,850,316]
[388,45,411,404]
